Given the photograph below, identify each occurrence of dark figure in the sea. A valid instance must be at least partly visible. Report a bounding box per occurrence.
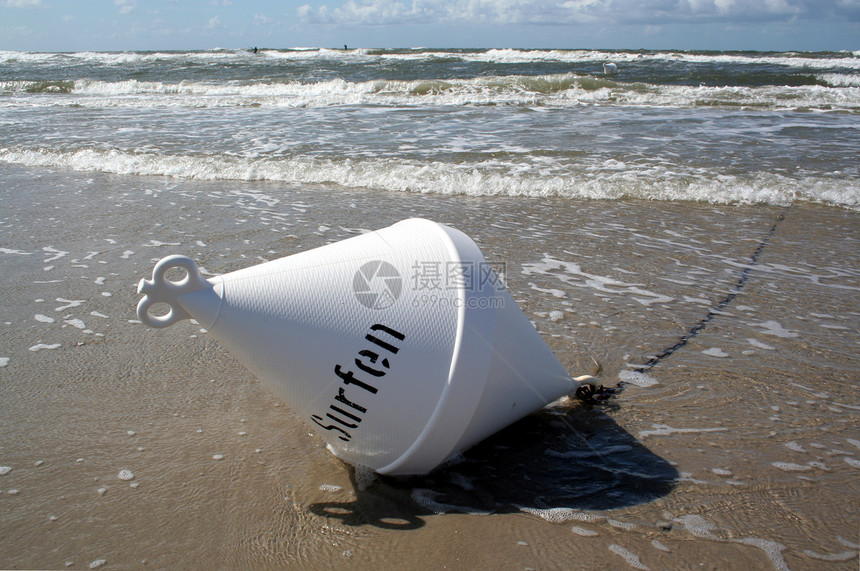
[344,45,348,50]
[253,47,258,54]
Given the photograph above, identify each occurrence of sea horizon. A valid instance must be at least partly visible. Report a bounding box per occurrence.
[2,46,859,209]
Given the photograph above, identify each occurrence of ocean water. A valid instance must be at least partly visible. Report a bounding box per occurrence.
[1,48,859,208]
[1,48,859,569]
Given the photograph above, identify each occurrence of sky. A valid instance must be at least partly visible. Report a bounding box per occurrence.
[1,0,858,53]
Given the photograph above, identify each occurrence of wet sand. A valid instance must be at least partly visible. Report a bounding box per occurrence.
[1,165,858,570]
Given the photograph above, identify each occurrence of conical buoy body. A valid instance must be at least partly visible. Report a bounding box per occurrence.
[137,218,582,475]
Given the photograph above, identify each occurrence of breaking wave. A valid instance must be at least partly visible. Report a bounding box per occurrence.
[2,74,858,112]
[2,146,856,209]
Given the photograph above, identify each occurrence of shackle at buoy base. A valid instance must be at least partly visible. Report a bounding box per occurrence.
[137,255,223,329]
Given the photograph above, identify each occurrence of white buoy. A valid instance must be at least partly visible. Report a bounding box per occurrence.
[603,62,618,76]
[137,218,593,475]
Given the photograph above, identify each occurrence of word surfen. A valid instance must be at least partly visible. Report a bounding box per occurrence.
[312,324,405,442]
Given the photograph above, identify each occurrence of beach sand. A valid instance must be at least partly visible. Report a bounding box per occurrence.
[1,164,857,569]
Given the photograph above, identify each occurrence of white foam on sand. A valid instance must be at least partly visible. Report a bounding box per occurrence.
[518,506,604,523]
[64,318,87,329]
[0,357,8,367]
[639,424,727,439]
[651,539,670,552]
[619,370,658,387]
[54,298,86,312]
[673,514,722,540]
[753,320,798,338]
[411,489,490,515]
[747,338,775,350]
[672,513,797,570]
[0,466,11,475]
[528,283,567,298]
[702,347,729,358]
[352,464,377,491]
[734,538,788,571]
[843,457,860,468]
[29,343,61,352]
[117,469,134,481]
[771,462,812,472]
[545,444,633,459]
[42,246,68,263]
[784,441,806,453]
[608,544,650,570]
[608,519,639,531]
[803,549,859,561]
[522,255,674,307]
[34,314,55,323]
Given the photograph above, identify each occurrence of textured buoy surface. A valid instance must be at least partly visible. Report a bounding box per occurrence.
[137,218,583,475]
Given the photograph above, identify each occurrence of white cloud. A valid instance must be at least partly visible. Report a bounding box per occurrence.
[713,0,736,13]
[335,0,409,24]
[296,0,850,26]
[3,0,44,7]
[114,0,136,14]
[207,15,222,29]
[763,0,799,13]
[299,0,565,25]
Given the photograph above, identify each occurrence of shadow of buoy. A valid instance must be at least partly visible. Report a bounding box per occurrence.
[309,402,678,529]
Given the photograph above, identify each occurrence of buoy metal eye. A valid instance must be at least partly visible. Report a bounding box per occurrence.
[136,255,209,328]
